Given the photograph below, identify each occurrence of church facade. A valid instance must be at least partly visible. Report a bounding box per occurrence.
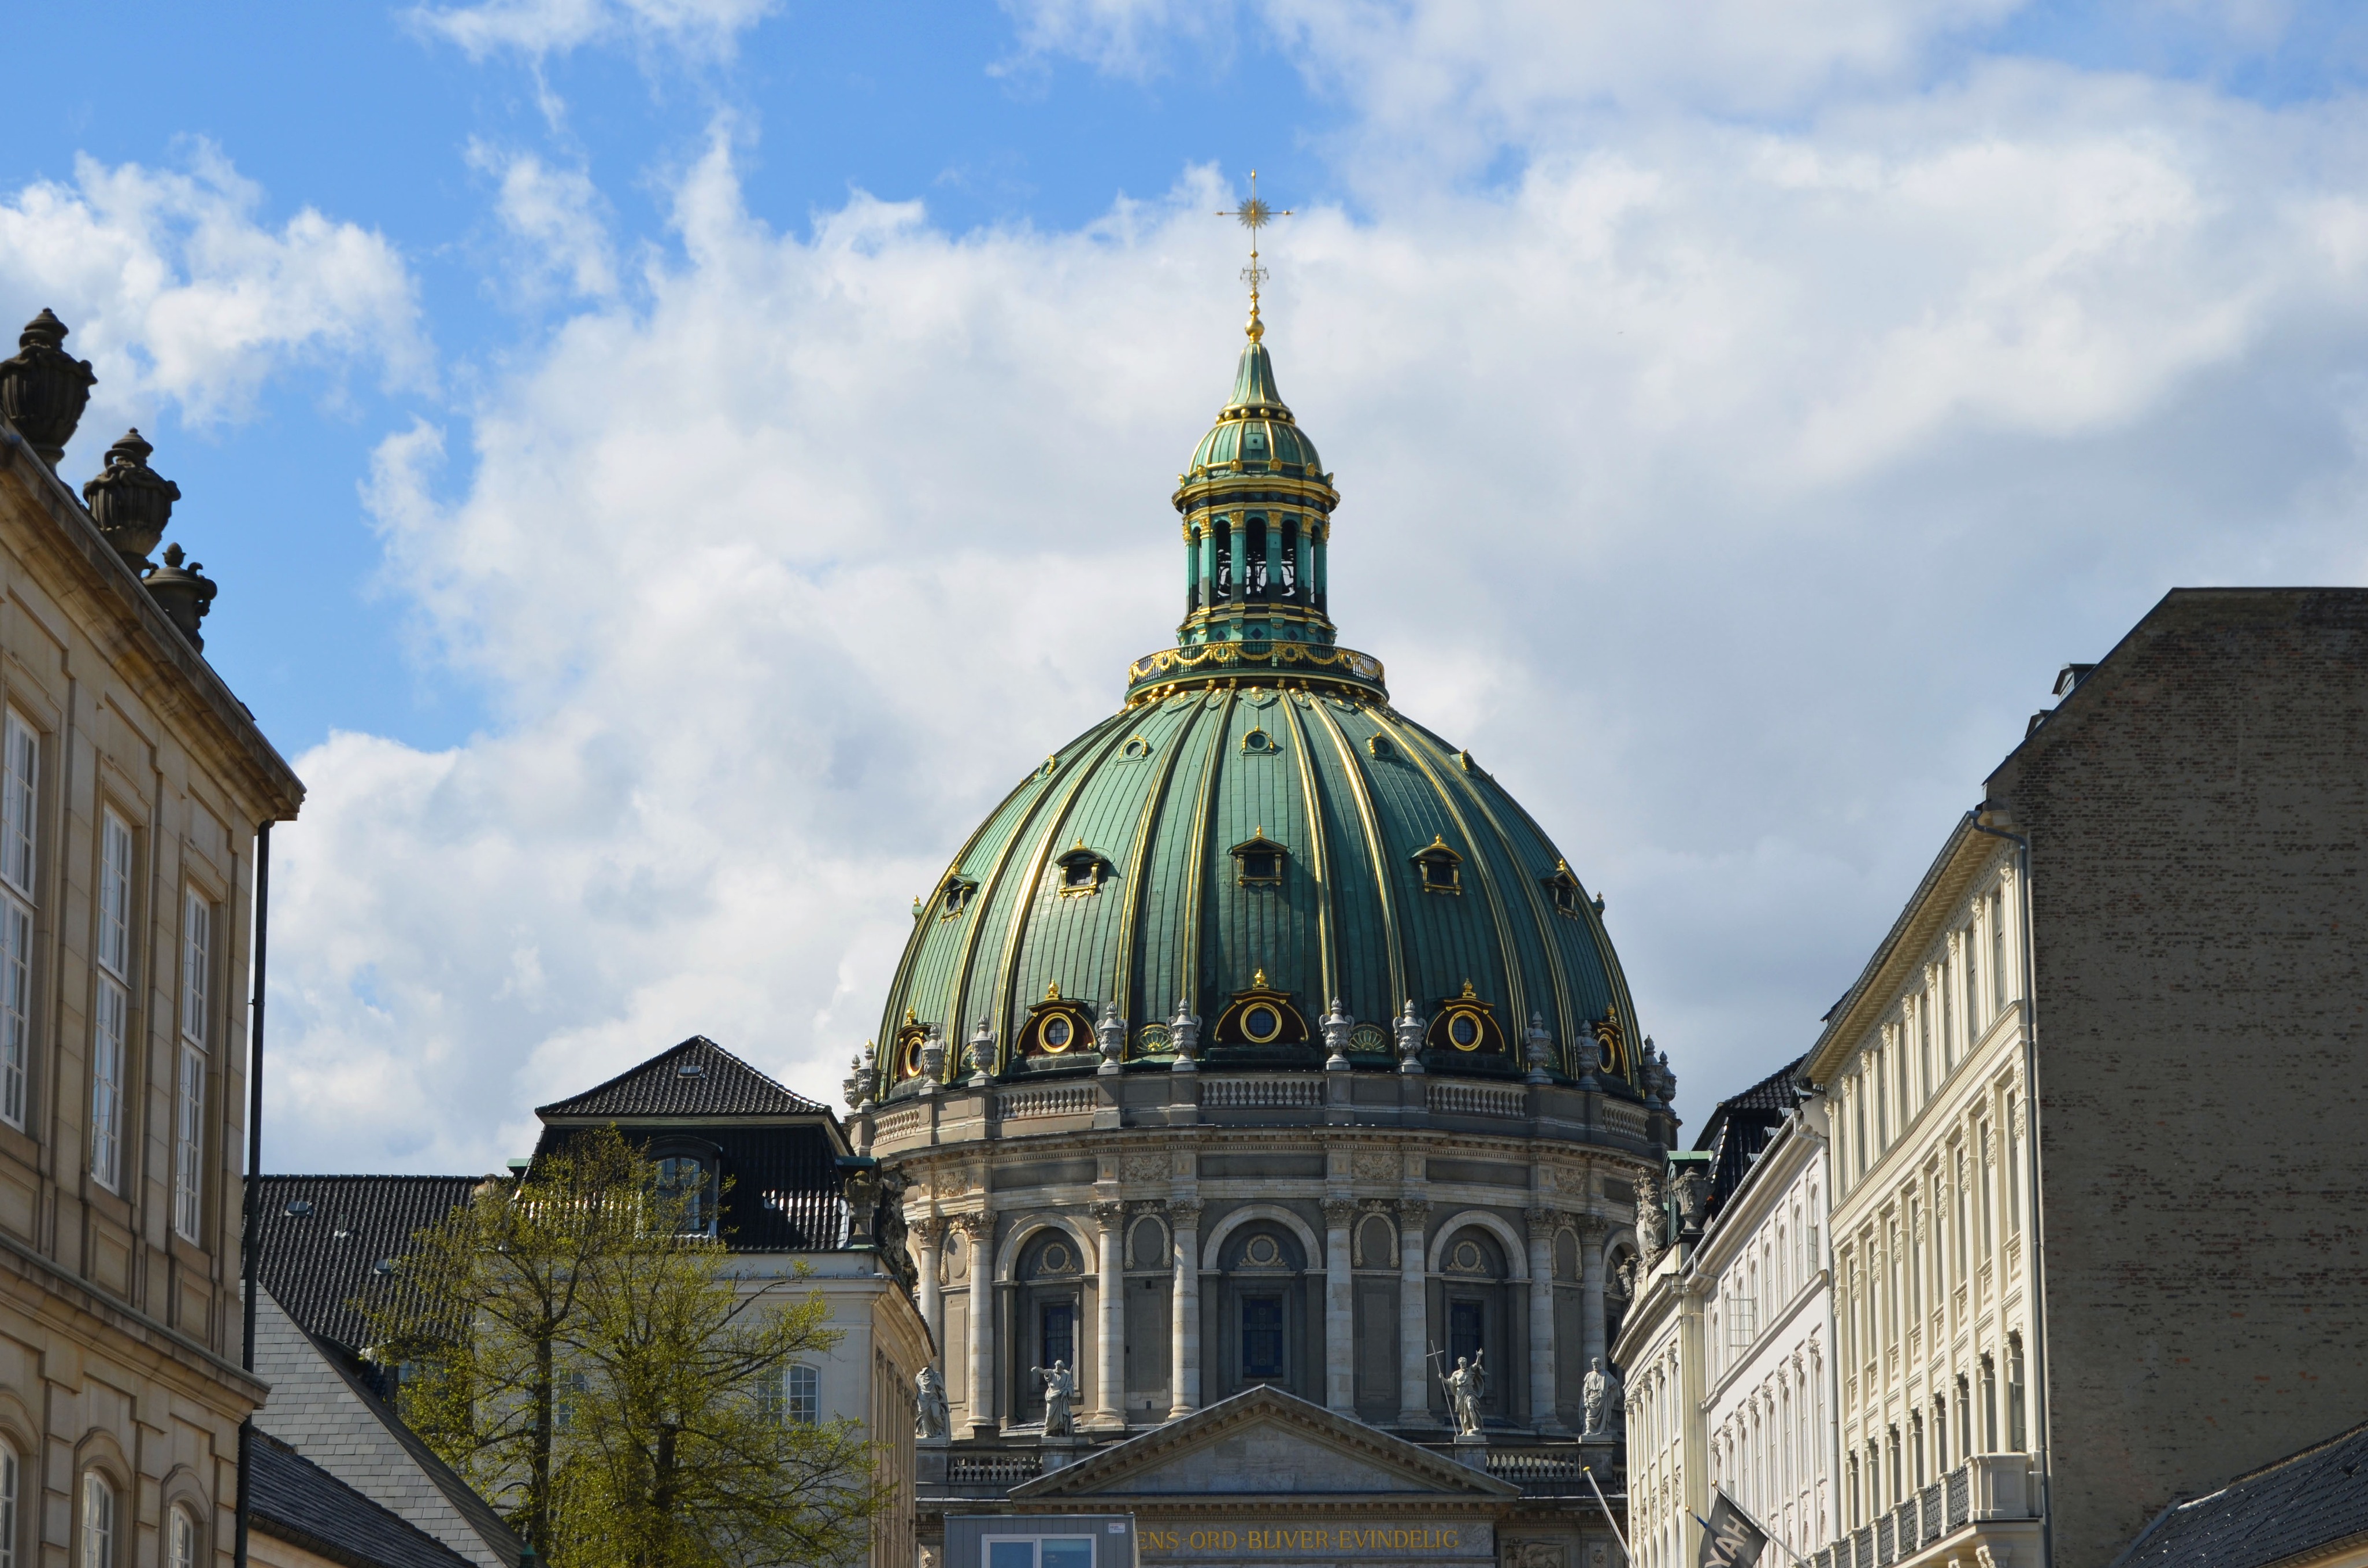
[854,298,1663,1568]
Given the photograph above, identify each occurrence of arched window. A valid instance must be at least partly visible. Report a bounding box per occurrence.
[652,1150,716,1236]
[168,1507,198,1568]
[79,1474,112,1568]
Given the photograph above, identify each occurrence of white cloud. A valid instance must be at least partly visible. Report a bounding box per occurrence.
[468,142,620,302]
[409,0,776,64]
[267,44,2368,1166]
[0,144,425,443]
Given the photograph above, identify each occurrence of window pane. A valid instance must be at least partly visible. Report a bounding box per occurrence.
[988,1544,1034,1568]
[91,981,125,1189]
[1242,1297,1285,1380]
[0,1442,16,1568]
[1041,1541,1093,1568]
[2,717,34,896]
[182,894,208,1048]
[788,1364,819,1425]
[1039,1303,1074,1373]
[175,1046,205,1240]
[80,1476,110,1568]
[97,817,131,978]
[0,900,28,1128]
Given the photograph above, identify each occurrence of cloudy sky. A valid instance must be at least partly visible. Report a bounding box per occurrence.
[6,1,2366,1172]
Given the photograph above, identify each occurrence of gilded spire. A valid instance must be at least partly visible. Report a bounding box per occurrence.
[1216,170,1292,343]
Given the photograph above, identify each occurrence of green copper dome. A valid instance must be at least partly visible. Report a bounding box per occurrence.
[868,328,1647,1099]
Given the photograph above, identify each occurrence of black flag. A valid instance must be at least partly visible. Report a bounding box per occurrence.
[1694,1491,1768,1568]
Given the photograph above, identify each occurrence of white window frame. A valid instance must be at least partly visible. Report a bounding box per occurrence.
[786,1363,820,1425]
[0,1438,17,1568]
[174,1045,205,1241]
[79,1473,111,1568]
[91,813,133,1192]
[0,716,36,1131]
[167,1507,196,1568]
[982,1536,1097,1568]
[91,981,124,1191]
[180,891,209,1051]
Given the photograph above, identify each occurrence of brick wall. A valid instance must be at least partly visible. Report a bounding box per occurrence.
[1986,588,2368,1568]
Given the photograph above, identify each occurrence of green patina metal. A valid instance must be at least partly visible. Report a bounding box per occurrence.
[874,323,1646,1099]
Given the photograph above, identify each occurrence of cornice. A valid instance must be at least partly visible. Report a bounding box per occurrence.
[0,425,302,820]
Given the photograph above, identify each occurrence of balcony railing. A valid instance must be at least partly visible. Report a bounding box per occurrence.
[1428,1080,1526,1117]
[1483,1451,1594,1494]
[995,1085,1096,1120]
[948,1453,1044,1485]
[1202,1074,1325,1109]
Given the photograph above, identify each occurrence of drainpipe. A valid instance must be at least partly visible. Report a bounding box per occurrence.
[1969,807,2050,1568]
[233,820,272,1568]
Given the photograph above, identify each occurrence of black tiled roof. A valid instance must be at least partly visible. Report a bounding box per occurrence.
[2111,1417,2368,1568]
[253,1175,482,1355]
[534,1036,827,1119]
[1694,1054,1807,1218]
[528,1122,850,1251]
[247,1434,484,1568]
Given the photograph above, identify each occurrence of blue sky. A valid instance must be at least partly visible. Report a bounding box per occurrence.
[6,0,2366,1167]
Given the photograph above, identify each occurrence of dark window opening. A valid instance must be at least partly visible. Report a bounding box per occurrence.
[1279,518,1299,600]
[1040,1302,1075,1373]
[1242,852,1276,881]
[1242,1297,1285,1380]
[1449,1299,1485,1369]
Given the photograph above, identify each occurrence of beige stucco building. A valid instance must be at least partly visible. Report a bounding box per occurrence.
[0,312,303,1568]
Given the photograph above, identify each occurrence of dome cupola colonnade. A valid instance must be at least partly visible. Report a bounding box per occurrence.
[856,294,1674,1461]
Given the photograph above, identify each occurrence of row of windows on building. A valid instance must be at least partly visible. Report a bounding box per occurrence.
[544,1363,826,1428]
[1842,1335,2026,1527]
[0,712,223,1241]
[1837,887,2012,1191]
[0,1446,202,1568]
[1708,1188,1822,1378]
[1710,1352,1829,1557]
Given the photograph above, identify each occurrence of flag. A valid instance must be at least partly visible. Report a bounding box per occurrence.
[1695,1491,1768,1568]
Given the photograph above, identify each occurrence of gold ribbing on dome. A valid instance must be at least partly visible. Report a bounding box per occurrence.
[1216,170,1292,343]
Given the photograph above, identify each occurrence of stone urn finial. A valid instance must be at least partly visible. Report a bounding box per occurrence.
[83,428,180,570]
[1394,999,1426,1074]
[965,1017,996,1085]
[1321,998,1353,1071]
[843,1048,872,1112]
[0,310,95,469]
[1096,1001,1125,1076]
[1525,1011,1553,1084]
[1168,997,1200,1072]
[919,1023,945,1091]
[142,543,217,650]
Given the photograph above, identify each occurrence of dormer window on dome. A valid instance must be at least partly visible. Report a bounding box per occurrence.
[1414,836,1464,895]
[1055,843,1111,898]
[1230,829,1287,886]
[1240,726,1277,755]
[936,875,978,921]
[1542,860,1584,918]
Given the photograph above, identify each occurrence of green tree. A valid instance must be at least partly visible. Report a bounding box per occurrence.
[360,1127,883,1567]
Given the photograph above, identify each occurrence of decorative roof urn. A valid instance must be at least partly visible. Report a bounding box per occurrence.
[82,429,180,570]
[142,544,217,650]
[0,310,95,469]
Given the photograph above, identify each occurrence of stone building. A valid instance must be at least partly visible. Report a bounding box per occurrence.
[1613,1062,1836,1568]
[857,297,1665,1568]
[254,1035,931,1568]
[0,313,302,1568]
[1802,587,2368,1568]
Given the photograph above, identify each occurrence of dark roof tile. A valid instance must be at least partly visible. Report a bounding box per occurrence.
[535,1036,827,1119]
[2112,1417,2368,1568]
[247,1434,484,1568]
[253,1176,483,1356]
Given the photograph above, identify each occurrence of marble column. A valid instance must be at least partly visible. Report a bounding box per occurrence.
[1526,1208,1561,1433]
[1093,1201,1126,1429]
[1396,1198,1431,1424]
[915,1215,946,1357]
[959,1211,997,1438]
[1169,1198,1204,1419]
[1323,1196,1355,1413]
[1579,1215,1610,1373]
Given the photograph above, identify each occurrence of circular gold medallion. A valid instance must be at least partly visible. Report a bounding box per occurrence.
[1243,1003,1283,1043]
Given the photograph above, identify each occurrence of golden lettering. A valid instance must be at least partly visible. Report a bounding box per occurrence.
[1138,1522,1466,1556]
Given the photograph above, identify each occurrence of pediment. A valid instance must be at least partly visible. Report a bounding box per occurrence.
[1011,1386,1518,1499]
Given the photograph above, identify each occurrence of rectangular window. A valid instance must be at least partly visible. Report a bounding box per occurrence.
[0,898,27,1130]
[1940,960,1953,1069]
[173,1046,205,1240]
[985,1540,1094,1568]
[1953,1148,1969,1278]
[1040,1302,1075,1376]
[1963,924,1980,1043]
[1,716,34,897]
[1906,1198,1920,1321]
[79,1474,110,1568]
[1242,1296,1286,1380]
[1980,1356,1997,1451]
[0,1440,16,1568]
[1978,1125,1994,1259]
[1991,892,2007,1017]
[2007,1336,2027,1451]
[181,892,209,1048]
[90,980,125,1190]
[1449,1298,1485,1370]
[2006,1114,2023,1237]
[97,814,131,979]
[786,1363,820,1425]
[1918,995,1933,1096]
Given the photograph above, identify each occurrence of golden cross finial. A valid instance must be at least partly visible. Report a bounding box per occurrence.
[1217,170,1292,342]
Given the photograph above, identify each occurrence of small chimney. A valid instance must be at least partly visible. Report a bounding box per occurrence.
[142,544,216,650]
[82,429,179,571]
[0,310,96,470]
